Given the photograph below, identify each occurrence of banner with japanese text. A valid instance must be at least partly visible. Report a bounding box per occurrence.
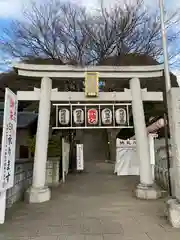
[76,144,84,171]
[0,88,18,191]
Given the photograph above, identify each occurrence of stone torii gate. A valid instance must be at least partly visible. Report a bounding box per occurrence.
[14,63,164,203]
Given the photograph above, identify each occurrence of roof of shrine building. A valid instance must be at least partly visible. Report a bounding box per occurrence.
[0,54,178,101]
[0,111,38,129]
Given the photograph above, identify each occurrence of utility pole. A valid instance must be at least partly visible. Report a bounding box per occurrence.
[159,0,171,92]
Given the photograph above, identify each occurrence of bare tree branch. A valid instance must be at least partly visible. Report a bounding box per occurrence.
[1,0,180,66]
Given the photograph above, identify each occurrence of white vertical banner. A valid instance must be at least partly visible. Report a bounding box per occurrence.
[148,134,158,181]
[0,88,18,190]
[64,142,70,174]
[76,144,84,171]
[0,88,18,224]
[62,138,65,183]
[62,138,70,183]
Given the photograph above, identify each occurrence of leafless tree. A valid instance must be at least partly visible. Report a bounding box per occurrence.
[1,0,180,65]
[1,0,88,63]
[87,0,180,64]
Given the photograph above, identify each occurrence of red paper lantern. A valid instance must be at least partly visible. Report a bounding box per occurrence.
[88,108,98,124]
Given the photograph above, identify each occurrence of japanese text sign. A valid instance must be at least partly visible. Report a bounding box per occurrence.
[0,88,18,191]
[85,72,99,97]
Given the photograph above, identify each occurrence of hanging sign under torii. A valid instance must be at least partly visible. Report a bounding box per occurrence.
[85,72,99,97]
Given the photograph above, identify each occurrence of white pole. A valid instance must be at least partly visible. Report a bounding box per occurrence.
[159,0,171,92]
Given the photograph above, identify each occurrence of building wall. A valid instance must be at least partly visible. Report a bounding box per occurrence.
[0,128,31,160]
[16,129,31,159]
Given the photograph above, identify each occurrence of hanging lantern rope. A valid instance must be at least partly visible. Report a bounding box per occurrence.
[112,90,117,104]
[68,91,72,127]
[113,90,116,125]
[68,91,71,104]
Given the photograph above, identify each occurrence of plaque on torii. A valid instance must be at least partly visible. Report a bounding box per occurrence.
[85,72,99,97]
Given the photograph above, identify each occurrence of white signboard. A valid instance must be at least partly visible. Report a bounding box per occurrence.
[0,88,18,191]
[76,144,84,171]
[0,191,6,224]
[116,139,136,148]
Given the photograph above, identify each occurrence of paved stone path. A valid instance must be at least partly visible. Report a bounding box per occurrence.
[0,161,180,239]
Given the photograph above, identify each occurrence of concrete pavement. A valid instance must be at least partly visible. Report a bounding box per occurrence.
[0,161,180,239]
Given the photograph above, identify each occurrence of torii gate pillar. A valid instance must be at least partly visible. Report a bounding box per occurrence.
[25,77,52,203]
[130,78,161,199]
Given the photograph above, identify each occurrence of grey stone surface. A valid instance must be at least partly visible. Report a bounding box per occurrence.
[136,183,162,200]
[25,186,51,203]
[154,138,171,191]
[1,160,180,239]
[6,162,33,209]
[167,198,180,228]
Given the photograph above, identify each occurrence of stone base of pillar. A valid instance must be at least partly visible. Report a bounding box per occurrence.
[166,198,180,228]
[25,186,51,203]
[135,183,161,200]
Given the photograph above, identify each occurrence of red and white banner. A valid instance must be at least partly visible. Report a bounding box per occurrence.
[0,88,18,191]
[0,88,18,224]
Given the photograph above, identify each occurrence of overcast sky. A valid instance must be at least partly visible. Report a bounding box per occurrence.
[0,0,179,18]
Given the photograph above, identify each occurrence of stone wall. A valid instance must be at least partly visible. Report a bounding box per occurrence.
[0,129,31,159]
[6,157,61,209]
[6,160,33,209]
[154,138,171,191]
